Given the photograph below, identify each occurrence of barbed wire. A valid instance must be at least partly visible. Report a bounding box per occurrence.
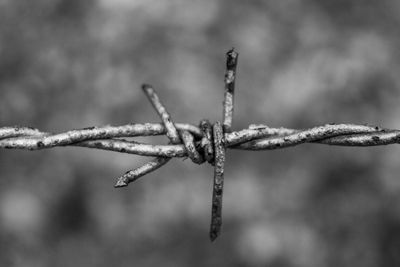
[1,49,398,241]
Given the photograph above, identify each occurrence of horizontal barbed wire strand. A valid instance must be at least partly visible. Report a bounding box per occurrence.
[232,124,388,149]
[1,49,399,242]
[0,124,395,157]
[0,123,201,143]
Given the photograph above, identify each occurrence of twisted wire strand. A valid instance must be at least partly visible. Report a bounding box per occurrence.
[1,48,399,241]
[0,124,396,156]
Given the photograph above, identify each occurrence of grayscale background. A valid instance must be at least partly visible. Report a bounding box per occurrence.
[1,1,400,266]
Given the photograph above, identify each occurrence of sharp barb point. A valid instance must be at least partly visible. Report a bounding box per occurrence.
[114,179,128,188]
[142,83,152,90]
[210,232,219,242]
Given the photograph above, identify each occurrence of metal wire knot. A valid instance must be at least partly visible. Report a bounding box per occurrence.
[2,48,400,241]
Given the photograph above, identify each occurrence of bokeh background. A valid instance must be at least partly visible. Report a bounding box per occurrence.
[1,0,400,266]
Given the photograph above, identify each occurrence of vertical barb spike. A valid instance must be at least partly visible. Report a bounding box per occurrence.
[223,48,239,133]
[209,121,226,241]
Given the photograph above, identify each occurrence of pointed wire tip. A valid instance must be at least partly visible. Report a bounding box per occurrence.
[227,47,238,57]
[209,232,219,242]
[141,84,153,91]
[114,178,129,188]
[226,48,238,70]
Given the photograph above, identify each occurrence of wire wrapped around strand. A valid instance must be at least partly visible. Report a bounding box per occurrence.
[0,124,394,156]
[1,48,399,241]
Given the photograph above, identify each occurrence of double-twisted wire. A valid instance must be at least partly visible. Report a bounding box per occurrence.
[1,123,397,162]
[1,48,400,240]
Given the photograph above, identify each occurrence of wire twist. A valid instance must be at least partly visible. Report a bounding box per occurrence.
[1,49,399,240]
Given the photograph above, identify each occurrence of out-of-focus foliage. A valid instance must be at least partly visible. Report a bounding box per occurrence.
[1,0,400,266]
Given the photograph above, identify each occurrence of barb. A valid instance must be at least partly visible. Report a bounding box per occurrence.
[210,122,225,241]
[142,84,181,144]
[0,49,399,241]
[115,84,182,187]
[223,48,238,133]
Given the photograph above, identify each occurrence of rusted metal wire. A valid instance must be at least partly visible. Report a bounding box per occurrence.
[0,49,398,241]
[209,122,225,241]
[223,48,238,133]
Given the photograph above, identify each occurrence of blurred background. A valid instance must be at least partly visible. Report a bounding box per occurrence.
[1,0,400,266]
